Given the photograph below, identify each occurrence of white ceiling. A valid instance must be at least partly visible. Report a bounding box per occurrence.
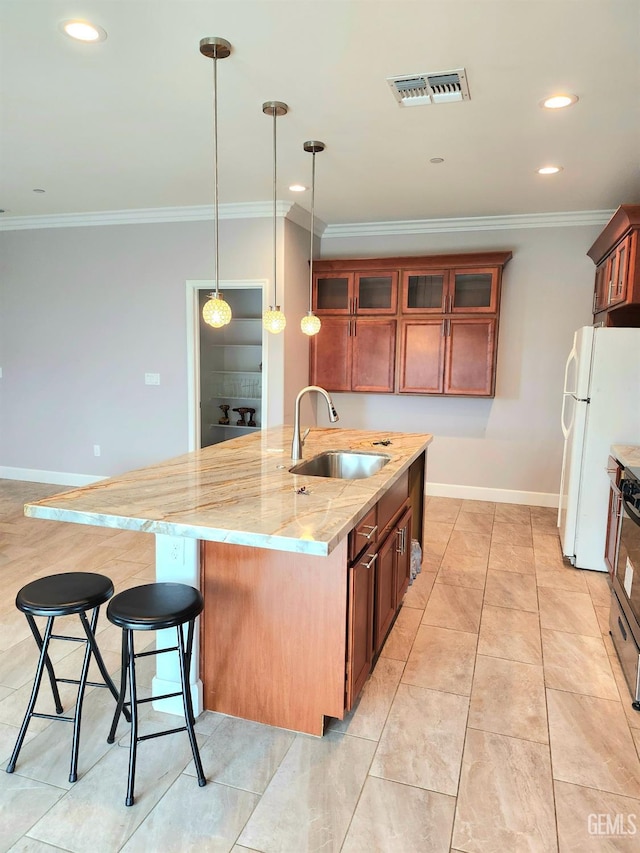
[1,0,639,225]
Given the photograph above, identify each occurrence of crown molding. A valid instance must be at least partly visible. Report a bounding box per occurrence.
[0,204,613,235]
[322,209,615,238]
[0,201,297,231]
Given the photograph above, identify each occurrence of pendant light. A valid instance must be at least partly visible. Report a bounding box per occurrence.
[200,37,232,329]
[262,101,288,334]
[300,140,325,336]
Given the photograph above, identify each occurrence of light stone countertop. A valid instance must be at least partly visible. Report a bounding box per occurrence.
[25,427,432,556]
[611,444,640,472]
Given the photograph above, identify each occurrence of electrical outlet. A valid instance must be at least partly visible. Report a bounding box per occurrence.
[169,539,184,563]
[93,445,101,457]
[145,373,160,385]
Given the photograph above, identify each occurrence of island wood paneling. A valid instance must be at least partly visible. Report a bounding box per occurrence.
[201,538,348,736]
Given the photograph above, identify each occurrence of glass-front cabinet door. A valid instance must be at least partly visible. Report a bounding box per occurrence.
[451,268,499,313]
[313,274,353,314]
[401,271,447,313]
[314,271,397,314]
[355,272,398,314]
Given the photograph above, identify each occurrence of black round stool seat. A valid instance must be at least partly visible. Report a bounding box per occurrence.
[17,572,114,617]
[107,582,203,631]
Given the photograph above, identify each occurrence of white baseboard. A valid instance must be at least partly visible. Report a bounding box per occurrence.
[0,467,105,487]
[427,481,558,508]
[1,468,558,508]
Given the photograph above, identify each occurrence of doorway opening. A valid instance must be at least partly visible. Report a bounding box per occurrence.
[186,281,266,450]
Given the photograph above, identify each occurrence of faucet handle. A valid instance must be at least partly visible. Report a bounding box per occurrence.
[302,427,310,445]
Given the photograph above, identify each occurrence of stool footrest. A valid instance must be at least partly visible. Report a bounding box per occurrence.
[56,677,111,689]
[137,725,187,743]
[32,712,74,723]
[134,646,178,660]
[50,634,85,644]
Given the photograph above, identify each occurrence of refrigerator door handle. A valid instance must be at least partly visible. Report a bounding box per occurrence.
[561,392,576,439]
[563,341,578,396]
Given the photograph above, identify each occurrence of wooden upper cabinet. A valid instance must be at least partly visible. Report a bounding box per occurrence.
[313,270,398,315]
[401,266,500,314]
[589,206,640,325]
[399,318,496,396]
[309,317,351,391]
[444,319,496,396]
[310,252,511,397]
[310,317,395,394]
[398,320,446,394]
[351,319,396,393]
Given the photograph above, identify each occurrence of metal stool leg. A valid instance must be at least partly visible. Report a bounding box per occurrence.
[6,616,57,773]
[68,609,97,783]
[26,614,63,714]
[125,629,138,807]
[80,610,130,723]
[107,627,129,744]
[177,620,206,787]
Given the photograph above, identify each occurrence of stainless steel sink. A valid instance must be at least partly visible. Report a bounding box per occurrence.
[289,450,390,480]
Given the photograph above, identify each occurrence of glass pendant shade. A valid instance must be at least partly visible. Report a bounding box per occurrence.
[300,311,322,336]
[203,292,232,328]
[263,306,287,334]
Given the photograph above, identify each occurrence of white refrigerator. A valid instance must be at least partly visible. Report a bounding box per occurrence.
[559,326,640,572]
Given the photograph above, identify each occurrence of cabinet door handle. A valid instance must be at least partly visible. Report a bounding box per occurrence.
[441,319,446,336]
[353,320,357,337]
[448,294,453,313]
[357,524,378,541]
[360,552,378,569]
[396,526,406,554]
[354,296,358,313]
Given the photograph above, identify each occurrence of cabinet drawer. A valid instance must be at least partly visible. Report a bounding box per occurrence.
[378,470,409,537]
[349,506,378,564]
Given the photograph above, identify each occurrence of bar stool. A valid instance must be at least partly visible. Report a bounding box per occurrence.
[106,582,206,806]
[6,571,125,782]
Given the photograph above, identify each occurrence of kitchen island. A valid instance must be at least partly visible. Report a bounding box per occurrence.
[25,426,431,735]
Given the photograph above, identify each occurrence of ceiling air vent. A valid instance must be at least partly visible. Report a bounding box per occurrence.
[387,68,470,107]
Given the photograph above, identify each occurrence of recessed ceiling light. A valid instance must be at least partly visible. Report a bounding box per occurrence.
[60,20,107,42]
[537,166,563,175]
[429,157,445,164]
[289,184,307,192]
[541,94,578,109]
[32,188,46,193]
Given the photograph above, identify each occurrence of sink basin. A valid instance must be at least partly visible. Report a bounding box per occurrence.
[289,450,390,480]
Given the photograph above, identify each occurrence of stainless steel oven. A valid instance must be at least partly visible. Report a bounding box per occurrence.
[610,464,640,711]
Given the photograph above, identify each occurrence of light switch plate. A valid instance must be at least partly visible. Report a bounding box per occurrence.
[145,373,160,385]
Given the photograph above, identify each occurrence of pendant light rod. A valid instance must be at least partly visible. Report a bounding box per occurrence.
[262,101,288,309]
[200,37,231,302]
[303,140,325,312]
[262,102,288,334]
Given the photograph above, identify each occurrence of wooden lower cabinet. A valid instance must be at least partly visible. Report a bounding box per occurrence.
[374,531,397,654]
[346,551,375,709]
[201,456,425,730]
[605,456,623,576]
[399,318,496,396]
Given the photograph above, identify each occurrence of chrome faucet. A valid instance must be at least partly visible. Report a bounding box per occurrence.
[291,385,339,461]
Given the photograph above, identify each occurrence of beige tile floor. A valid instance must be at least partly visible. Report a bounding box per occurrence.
[2,483,640,851]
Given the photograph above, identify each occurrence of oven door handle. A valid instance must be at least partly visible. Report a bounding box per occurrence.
[622,492,640,527]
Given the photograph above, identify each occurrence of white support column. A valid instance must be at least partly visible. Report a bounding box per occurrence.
[152,534,203,716]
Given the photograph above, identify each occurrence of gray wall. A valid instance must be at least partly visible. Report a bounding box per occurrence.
[0,218,276,478]
[316,224,598,501]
